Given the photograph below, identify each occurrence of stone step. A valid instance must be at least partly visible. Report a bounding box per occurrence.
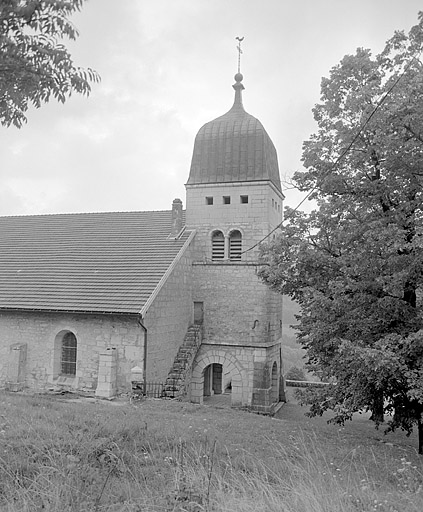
[162,391,177,398]
[175,355,189,363]
[178,348,194,356]
[163,324,202,400]
[179,343,198,350]
[163,385,180,393]
[163,385,179,392]
[179,346,193,352]
[167,374,182,382]
[172,362,187,370]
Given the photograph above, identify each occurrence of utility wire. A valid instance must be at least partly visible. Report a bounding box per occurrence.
[241,51,421,255]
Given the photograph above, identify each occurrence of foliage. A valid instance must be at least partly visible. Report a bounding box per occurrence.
[286,366,307,381]
[259,13,423,452]
[0,0,99,127]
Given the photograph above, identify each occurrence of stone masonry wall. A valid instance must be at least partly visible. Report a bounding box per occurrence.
[0,311,142,392]
[143,239,194,382]
[0,237,195,393]
[191,341,281,412]
[186,181,284,262]
[192,262,282,346]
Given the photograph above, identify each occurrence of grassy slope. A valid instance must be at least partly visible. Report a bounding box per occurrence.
[0,391,423,511]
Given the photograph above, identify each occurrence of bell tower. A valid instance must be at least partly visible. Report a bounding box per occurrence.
[186,54,285,413]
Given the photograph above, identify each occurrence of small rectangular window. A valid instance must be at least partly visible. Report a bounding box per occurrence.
[206,196,213,205]
[240,195,249,204]
[223,196,231,205]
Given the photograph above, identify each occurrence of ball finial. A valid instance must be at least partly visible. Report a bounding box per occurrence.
[234,72,243,83]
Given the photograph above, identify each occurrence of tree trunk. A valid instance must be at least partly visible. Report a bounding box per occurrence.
[370,393,384,424]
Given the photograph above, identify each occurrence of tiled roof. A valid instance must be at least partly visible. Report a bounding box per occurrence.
[0,210,191,315]
[187,76,282,192]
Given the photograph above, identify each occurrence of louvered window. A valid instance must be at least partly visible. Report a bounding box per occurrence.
[62,332,77,376]
[229,230,242,260]
[212,231,225,260]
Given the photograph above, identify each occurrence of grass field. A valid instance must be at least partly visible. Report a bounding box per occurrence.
[0,390,422,511]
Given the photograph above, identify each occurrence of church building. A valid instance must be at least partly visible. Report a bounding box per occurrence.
[0,71,285,414]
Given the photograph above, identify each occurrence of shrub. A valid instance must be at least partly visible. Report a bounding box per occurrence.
[286,366,306,381]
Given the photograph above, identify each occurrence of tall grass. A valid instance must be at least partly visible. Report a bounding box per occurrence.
[0,392,422,511]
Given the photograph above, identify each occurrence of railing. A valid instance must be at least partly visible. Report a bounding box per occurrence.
[285,379,330,388]
[131,379,180,399]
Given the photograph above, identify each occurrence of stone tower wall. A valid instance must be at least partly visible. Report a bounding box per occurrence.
[192,262,282,346]
[186,181,283,262]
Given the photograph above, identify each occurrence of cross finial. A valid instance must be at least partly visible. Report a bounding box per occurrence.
[236,36,244,74]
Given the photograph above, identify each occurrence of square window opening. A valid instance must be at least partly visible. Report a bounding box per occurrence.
[240,195,249,204]
[206,196,214,205]
[223,196,231,205]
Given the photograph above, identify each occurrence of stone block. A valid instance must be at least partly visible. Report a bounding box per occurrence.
[95,348,117,398]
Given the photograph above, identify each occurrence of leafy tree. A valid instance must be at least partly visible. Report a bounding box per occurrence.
[0,0,99,127]
[259,13,423,453]
[285,366,306,382]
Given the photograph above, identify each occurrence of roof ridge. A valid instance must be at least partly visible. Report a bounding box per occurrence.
[0,208,186,220]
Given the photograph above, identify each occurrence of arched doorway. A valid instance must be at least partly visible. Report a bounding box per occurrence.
[191,348,246,407]
[203,363,223,396]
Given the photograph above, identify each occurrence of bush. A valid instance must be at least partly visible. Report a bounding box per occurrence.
[286,366,306,381]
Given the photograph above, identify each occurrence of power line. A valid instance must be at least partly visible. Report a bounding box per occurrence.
[241,51,421,255]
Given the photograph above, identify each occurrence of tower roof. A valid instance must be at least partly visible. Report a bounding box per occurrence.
[187,73,282,192]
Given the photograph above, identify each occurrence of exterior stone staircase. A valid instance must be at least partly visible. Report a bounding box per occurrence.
[162,324,202,399]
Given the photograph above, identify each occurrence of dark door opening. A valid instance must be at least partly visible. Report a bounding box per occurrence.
[203,363,223,396]
[194,301,204,325]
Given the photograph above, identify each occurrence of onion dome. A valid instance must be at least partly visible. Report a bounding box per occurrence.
[187,73,282,192]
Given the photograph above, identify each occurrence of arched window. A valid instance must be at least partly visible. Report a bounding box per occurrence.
[229,230,242,260]
[211,230,225,260]
[61,332,77,376]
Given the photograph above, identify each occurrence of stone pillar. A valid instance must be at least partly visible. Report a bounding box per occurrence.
[231,373,243,407]
[224,234,230,259]
[6,343,27,392]
[95,347,117,399]
[279,374,287,402]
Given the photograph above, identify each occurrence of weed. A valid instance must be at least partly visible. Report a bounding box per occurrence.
[0,392,422,511]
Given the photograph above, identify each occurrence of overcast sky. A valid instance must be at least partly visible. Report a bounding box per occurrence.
[0,0,422,217]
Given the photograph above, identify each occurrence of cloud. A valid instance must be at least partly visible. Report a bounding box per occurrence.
[0,0,421,216]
